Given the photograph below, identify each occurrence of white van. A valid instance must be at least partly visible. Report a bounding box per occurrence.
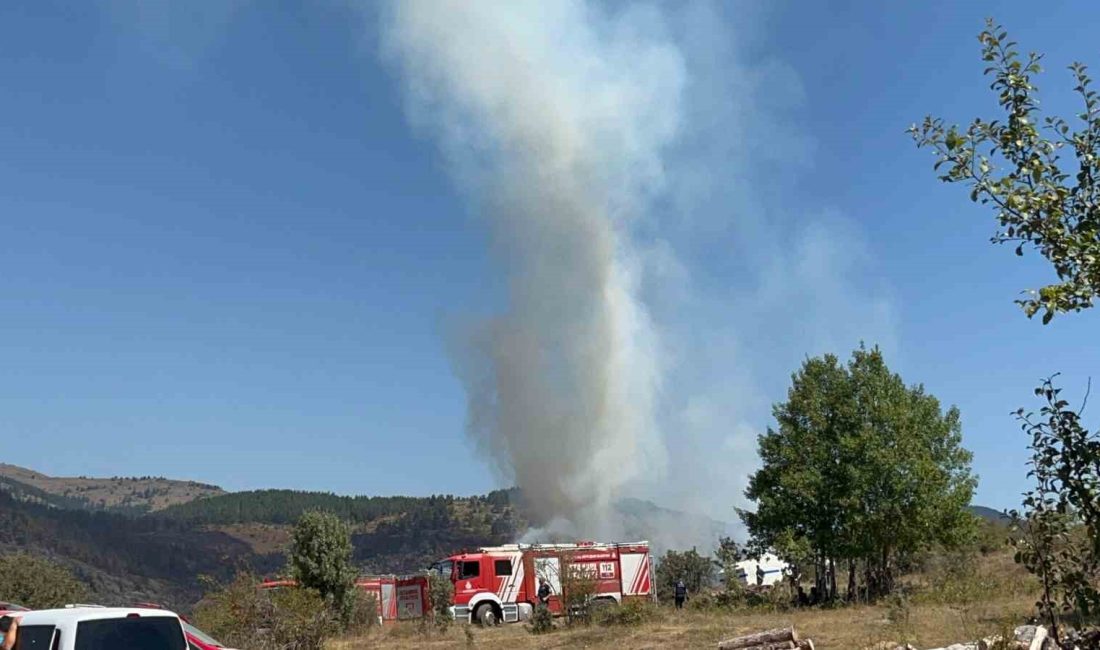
[734,552,788,587]
[12,607,188,650]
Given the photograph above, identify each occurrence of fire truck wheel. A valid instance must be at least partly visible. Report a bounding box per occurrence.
[474,603,500,627]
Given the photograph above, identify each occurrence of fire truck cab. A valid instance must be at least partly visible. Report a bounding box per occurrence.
[432,541,653,626]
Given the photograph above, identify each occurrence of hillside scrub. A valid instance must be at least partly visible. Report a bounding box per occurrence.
[0,552,87,609]
[159,489,525,579]
[0,489,255,607]
[193,572,338,650]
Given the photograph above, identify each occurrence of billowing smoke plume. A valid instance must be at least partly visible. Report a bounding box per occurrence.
[380,1,684,535]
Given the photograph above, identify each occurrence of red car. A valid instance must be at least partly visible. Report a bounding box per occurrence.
[0,602,28,618]
[127,604,235,650]
[181,620,238,650]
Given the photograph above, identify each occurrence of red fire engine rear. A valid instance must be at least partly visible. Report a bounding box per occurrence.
[260,574,429,624]
[431,540,653,625]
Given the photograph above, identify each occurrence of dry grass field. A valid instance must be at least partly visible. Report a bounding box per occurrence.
[332,599,1032,649]
[333,552,1037,650]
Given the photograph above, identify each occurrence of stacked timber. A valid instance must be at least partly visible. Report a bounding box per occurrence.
[717,626,815,650]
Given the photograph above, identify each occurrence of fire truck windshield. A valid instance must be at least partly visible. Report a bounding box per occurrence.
[430,560,454,580]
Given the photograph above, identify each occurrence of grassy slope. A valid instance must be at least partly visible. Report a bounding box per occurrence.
[0,463,224,512]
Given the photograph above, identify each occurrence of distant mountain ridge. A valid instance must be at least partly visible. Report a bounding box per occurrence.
[967,504,1012,523]
[614,497,731,550]
[0,463,224,513]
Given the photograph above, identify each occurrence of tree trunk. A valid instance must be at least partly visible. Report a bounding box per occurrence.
[716,626,799,649]
[881,545,894,596]
[846,559,857,602]
[828,557,837,601]
[820,555,828,598]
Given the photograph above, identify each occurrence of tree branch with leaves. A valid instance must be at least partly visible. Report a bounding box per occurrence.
[910,20,1100,323]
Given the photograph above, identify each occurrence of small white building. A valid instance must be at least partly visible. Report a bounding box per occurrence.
[734,552,787,587]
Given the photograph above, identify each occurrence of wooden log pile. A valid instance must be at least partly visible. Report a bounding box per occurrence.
[924,625,1052,650]
[717,626,815,650]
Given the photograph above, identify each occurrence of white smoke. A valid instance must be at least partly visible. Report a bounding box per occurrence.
[379,1,684,536]
[375,0,897,547]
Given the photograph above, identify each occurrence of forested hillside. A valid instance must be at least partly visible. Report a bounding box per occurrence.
[159,487,526,574]
[0,490,267,608]
[158,487,517,525]
[0,476,525,609]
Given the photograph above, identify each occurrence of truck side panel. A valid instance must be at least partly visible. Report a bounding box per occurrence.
[619,551,651,597]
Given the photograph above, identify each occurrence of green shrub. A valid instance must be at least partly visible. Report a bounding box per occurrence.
[886,591,911,626]
[192,571,338,650]
[428,570,454,633]
[346,589,379,633]
[527,603,553,635]
[595,599,660,626]
[0,553,87,609]
[268,587,339,649]
[686,591,717,611]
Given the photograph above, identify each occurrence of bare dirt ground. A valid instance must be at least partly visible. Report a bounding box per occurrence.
[332,594,1033,650]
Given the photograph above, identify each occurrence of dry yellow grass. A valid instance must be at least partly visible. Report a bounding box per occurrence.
[329,596,1032,649]
[330,551,1038,649]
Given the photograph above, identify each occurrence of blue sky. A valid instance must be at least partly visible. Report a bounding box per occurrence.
[1,1,1097,518]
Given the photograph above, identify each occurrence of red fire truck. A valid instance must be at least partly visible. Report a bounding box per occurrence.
[431,541,653,626]
[260,574,428,623]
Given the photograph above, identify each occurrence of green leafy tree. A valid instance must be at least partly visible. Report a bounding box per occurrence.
[0,553,87,609]
[654,548,713,604]
[713,537,744,589]
[713,537,748,606]
[910,20,1100,323]
[287,511,357,624]
[740,346,976,601]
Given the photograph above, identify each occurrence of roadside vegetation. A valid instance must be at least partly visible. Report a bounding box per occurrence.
[343,530,1034,649]
[192,511,377,650]
[0,552,87,609]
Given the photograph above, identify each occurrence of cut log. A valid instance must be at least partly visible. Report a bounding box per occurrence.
[797,641,815,650]
[735,643,794,650]
[1014,625,1048,650]
[717,627,799,649]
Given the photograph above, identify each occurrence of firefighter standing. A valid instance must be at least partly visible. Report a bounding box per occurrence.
[756,564,765,587]
[674,579,687,609]
[537,579,552,606]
